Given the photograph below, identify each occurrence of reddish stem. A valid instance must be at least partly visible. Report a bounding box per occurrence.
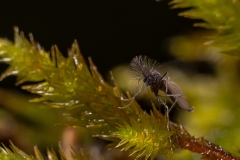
[176,129,240,160]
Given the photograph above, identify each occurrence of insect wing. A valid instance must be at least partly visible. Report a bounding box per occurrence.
[167,81,193,111]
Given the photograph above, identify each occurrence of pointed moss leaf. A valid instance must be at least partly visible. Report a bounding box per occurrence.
[0,143,34,160]
[47,147,58,160]
[33,146,44,160]
[9,141,29,157]
[57,144,67,160]
[71,148,89,160]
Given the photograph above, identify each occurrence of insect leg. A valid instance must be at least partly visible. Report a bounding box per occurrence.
[120,77,142,101]
[157,93,181,130]
[168,94,181,113]
[156,95,169,111]
[159,93,181,112]
[118,83,145,109]
[156,95,171,130]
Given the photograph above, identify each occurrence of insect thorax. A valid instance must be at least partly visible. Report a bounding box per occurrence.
[143,71,165,95]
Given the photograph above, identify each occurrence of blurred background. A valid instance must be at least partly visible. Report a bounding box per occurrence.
[0,1,239,159]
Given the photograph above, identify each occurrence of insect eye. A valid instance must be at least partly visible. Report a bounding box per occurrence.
[143,77,147,83]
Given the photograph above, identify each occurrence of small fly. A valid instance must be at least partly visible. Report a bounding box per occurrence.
[120,55,193,114]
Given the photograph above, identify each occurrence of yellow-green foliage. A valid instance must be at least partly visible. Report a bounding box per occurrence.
[115,106,174,160]
[0,27,46,84]
[0,142,53,160]
[0,141,91,160]
[170,0,240,55]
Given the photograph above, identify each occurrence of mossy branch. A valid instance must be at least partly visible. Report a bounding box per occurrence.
[0,28,239,159]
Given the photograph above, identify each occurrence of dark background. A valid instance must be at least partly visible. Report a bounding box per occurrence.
[0,1,195,78]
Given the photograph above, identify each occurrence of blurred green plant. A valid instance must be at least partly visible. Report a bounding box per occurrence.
[0,88,65,153]
[170,0,240,56]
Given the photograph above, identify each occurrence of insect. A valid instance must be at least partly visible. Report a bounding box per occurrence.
[120,55,193,114]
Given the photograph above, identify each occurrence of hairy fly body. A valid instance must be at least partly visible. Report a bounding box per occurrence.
[122,55,193,112]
